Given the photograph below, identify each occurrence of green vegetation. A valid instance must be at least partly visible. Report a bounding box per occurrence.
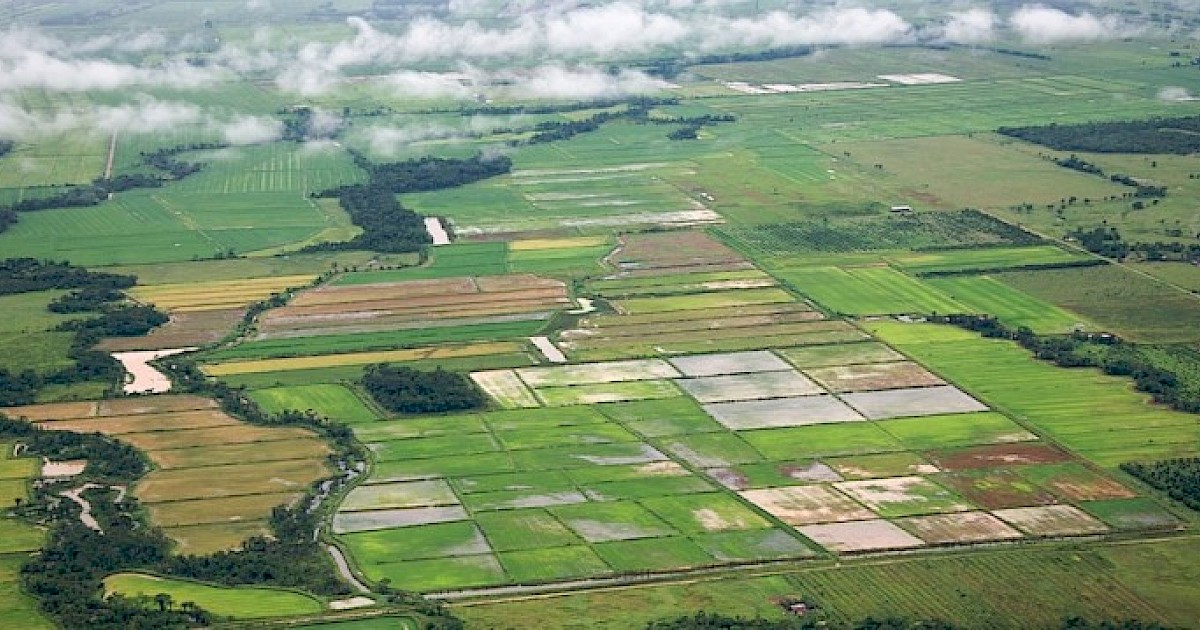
[362,365,486,414]
[249,384,380,424]
[1121,458,1200,511]
[103,572,324,619]
[1000,115,1200,154]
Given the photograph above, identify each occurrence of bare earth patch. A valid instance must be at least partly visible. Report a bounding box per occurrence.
[705,395,864,430]
[897,511,1023,545]
[332,506,469,534]
[677,371,823,403]
[798,519,926,553]
[991,505,1109,537]
[739,485,875,525]
[841,385,988,420]
[804,361,944,393]
[669,350,793,377]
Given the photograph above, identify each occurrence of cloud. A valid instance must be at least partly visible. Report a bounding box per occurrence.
[505,64,671,99]
[1158,86,1198,101]
[0,97,204,138]
[385,70,475,99]
[221,115,283,145]
[1010,5,1133,44]
[941,8,997,43]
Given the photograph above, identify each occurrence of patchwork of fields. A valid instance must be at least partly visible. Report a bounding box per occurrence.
[2,396,332,554]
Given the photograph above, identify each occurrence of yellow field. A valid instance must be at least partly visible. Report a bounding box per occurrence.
[130,275,317,311]
[202,341,524,375]
[509,236,611,251]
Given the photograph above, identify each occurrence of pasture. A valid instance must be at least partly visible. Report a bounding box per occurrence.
[103,573,325,619]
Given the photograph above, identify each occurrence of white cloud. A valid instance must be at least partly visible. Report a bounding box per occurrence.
[1010,5,1133,44]
[942,8,997,43]
[1158,86,1198,101]
[221,115,283,145]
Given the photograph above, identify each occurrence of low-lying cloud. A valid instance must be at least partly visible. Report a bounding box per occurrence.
[1010,5,1133,44]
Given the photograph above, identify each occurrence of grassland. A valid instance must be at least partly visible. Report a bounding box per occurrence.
[249,384,380,424]
[103,573,325,619]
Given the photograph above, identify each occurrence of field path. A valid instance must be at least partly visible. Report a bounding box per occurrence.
[104,131,118,180]
[328,545,370,593]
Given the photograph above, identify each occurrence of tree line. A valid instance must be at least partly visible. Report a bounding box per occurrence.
[1121,458,1200,512]
[313,153,512,253]
[999,116,1200,154]
[1068,226,1200,264]
[645,612,1170,629]
[935,315,1199,414]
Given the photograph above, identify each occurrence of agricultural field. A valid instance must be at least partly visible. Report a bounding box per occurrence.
[103,572,326,619]
[2,395,332,554]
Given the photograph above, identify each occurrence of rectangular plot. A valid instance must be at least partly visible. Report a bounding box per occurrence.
[668,351,792,377]
[593,537,715,572]
[353,414,488,442]
[897,511,1024,545]
[1017,463,1137,502]
[935,469,1059,510]
[339,480,460,512]
[992,505,1109,537]
[462,489,589,512]
[798,519,926,553]
[834,477,974,518]
[641,493,772,533]
[470,370,540,409]
[1078,498,1183,531]
[499,546,612,582]
[482,406,610,430]
[705,396,863,430]
[595,397,725,437]
[707,461,843,491]
[581,475,716,501]
[510,443,669,469]
[826,452,941,480]
[879,412,1036,450]
[371,434,499,462]
[368,554,506,592]
[677,371,822,404]
[925,443,1073,471]
[332,506,469,534]
[615,288,795,315]
[552,501,676,542]
[343,521,491,562]
[693,529,816,562]
[841,385,987,420]
[742,423,905,460]
[516,359,679,387]
[535,380,680,406]
[474,508,584,552]
[804,361,944,393]
[495,424,639,451]
[776,342,906,368]
[661,433,764,468]
[565,461,691,484]
[38,409,240,435]
[372,452,515,481]
[739,485,874,526]
[146,492,301,527]
[453,471,575,495]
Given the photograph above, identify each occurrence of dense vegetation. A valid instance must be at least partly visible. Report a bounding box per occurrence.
[315,153,512,252]
[1000,116,1200,154]
[362,364,487,413]
[1122,458,1200,512]
[0,258,134,295]
[936,315,1200,413]
[1067,226,1200,263]
[645,612,1168,629]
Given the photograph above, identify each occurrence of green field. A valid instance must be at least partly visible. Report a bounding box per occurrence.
[868,321,1200,467]
[777,266,965,315]
[103,572,325,619]
[924,275,1091,333]
[248,384,380,424]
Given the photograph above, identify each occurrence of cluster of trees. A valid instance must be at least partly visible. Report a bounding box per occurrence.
[641,46,815,79]
[655,114,737,141]
[0,414,146,481]
[314,153,511,253]
[1050,155,1166,199]
[999,116,1200,154]
[0,259,165,405]
[362,365,486,414]
[0,139,13,156]
[1068,226,1200,263]
[1121,458,1200,512]
[936,315,1199,414]
[0,143,219,234]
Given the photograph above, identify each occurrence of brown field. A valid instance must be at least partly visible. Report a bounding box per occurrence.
[798,519,925,553]
[804,361,945,393]
[202,341,524,376]
[163,521,272,555]
[266,287,567,319]
[564,321,853,350]
[137,458,329,502]
[739,485,875,525]
[2,401,100,421]
[612,232,749,270]
[147,492,303,527]
[35,409,239,435]
[98,308,244,352]
[5,394,216,421]
[1023,465,1138,502]
[151,438,332,469]
[936,470,1059,509]
[897,511,1023,545]
[563,309,825,342]
[116,425,315,451]
[992,505,1109,536]
[777,342,907,368]
[579,303,815,328]
[927,443,1074,471]
[299,277,479,305]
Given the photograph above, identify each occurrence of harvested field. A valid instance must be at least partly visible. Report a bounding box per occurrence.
[340,480,460,511]
[739,485,875,526]
[841,385,988,420]
[798,519,926,553]
[117,425,315,451]
[897,511,1023,545]
[35,409,239,435]
[927,443,1073,471]
[677,371,822,403]
[1018,463,1137,502]
[202,341,523,375]
[98,308,244,351]
[574,302,816,330]
[510,236,610,251]
[935,469,1059,509]
[777,342,907,368]
[612,231,749,271]
[534,380,681,407]
[147,492,302,527]
[163,521,272,555]
[552,501,675,542]
[834,476,974,518]
[333,506,469,534]
[470,370,540,409]
[615,288,796,315]
[804,361,944,393]
[826,452,940,480]
[704,395,864,430]
[151,438,331,469]
[992,505,1109,537]
[136,458,329,503]
[130,275,316,312]
[668,350,792,377]
[6,395,215,421]
[516,359,680,387]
